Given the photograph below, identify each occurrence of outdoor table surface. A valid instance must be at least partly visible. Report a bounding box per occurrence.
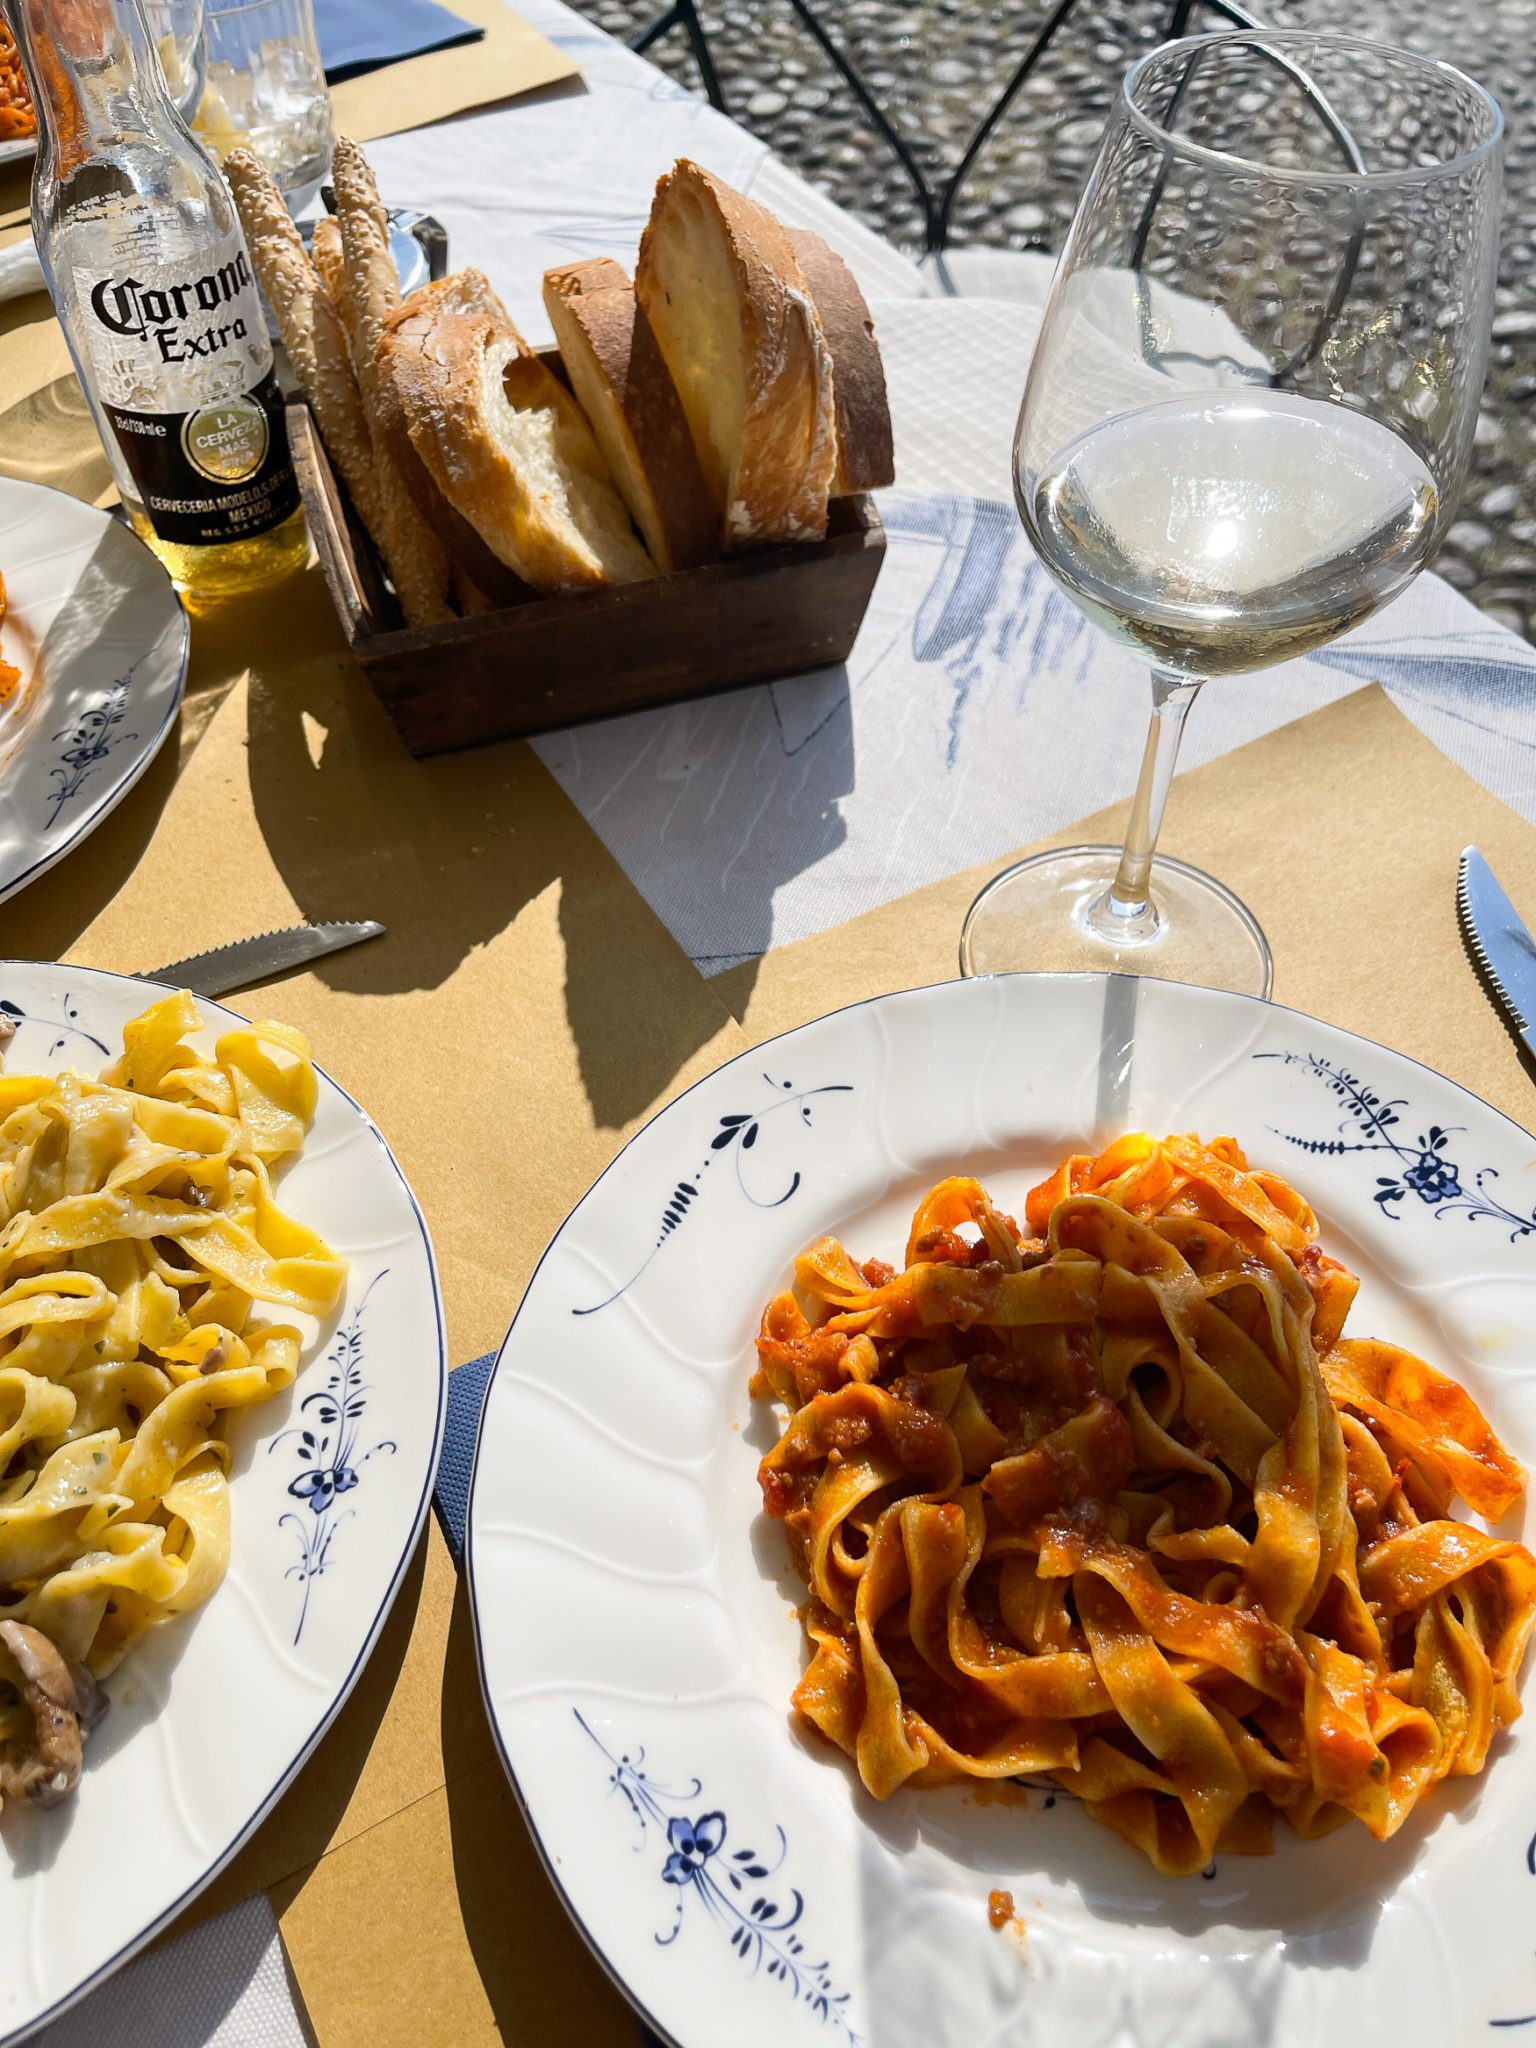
[17,2,1536,2043]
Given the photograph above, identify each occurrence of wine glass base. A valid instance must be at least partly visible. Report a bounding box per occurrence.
[959,844,1273,997]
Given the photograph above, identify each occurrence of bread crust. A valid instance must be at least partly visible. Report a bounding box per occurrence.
[373,304,533,609]
[635,159,837,549]
[378,270,654,592]
[544,258,717,574]
[788,229,894,496]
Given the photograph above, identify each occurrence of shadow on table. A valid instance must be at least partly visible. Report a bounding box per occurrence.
[1,545,835,1131]
[0,721,184,964]
[528,658,858,1011]
[0,432,255,965]
[225,565,729,1131]
[437,1570,648,2044]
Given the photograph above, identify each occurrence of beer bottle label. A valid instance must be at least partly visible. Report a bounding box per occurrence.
[72,229,299,547]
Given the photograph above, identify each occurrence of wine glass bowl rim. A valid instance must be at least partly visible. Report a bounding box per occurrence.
[1121,29,1503,191]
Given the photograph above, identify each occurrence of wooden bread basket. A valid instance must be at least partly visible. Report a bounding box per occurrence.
[286,366,887,760]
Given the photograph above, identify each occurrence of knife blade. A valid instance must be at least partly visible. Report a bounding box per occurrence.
[142,921,385,999]
[1457,847,1536,1062]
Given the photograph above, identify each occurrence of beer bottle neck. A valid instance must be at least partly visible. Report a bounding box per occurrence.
[9,0,187,164]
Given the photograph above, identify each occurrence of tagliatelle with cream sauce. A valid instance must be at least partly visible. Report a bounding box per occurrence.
[0,992,346,1811]
[752,1135,1536,1873]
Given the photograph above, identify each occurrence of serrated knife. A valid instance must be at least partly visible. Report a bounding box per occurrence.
[141,920,385,998]
[1457,847,1536,1062]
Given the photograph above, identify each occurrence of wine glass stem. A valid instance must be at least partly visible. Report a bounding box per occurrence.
[1096,667,1203,933]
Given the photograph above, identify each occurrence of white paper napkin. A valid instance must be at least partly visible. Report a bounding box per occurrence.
[0,236,44,305]
[36,1897,308,2048]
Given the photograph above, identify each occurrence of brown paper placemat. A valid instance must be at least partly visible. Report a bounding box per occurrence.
[1,563,745,1352]
[0,557,742,2041]
[3,488,1534,2041]
[716,684,1536,1133]
[0,160,30,237]
[18,657,1529,2044]
[0,290,101,502]
[262,682,1531,2047]
[0,193,101,507]
[329,0,579,140]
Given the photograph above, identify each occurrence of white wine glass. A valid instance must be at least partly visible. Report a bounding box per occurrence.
[959,29,1503,994]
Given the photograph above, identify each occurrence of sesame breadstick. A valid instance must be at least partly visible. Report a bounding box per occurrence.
[330,135,452,626]
[223,147,382,544]
[309,215,360,374]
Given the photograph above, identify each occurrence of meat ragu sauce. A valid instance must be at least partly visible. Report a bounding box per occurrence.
[749,1140,1536,1876]
[754,1194,1128,1546]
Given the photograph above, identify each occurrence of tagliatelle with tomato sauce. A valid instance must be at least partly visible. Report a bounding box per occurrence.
[752,1135,1536,1874]
[0,27,34,142]
[0,573,21,709]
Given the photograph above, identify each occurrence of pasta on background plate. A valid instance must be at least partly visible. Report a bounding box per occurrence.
[0,992,346,1811]
[753,1134,1536,1875]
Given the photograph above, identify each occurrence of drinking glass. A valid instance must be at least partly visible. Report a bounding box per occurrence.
[143,0,205,121]
[959,30,1502,994]
[193,0,331,210]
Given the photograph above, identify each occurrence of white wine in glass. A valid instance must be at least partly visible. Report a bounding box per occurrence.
[960,29,1502,994]
[1031,390,1439,677]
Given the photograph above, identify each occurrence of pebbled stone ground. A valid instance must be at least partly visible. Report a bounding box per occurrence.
[582,0,1536,640]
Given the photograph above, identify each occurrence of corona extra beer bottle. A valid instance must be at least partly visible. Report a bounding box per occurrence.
[10,0,307,602]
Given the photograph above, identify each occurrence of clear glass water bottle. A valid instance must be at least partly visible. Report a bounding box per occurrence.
[8,0,308,604]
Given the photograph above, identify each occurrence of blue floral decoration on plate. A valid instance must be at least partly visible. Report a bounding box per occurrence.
[574,1073,853,1315]
[271,1272,397,1643]
[45,661,143,831]
[576,1711,859,2040]
[1257,1052,1536,1242]
[0,991,110,1059]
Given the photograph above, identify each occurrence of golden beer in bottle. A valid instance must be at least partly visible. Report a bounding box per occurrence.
[10,0,307,603]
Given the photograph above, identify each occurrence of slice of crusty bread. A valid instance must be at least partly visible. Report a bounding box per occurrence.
[635,159,837,550]
[788,229,894,497]
[377,269,655,594]
[544,257,718,575]
[374,291,533,610]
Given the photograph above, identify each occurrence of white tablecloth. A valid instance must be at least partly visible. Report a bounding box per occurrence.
[43,0,1536,2038]
[372,0,1536,980]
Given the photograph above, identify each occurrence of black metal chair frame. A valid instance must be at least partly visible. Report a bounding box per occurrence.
[629,0,730,115]
[629,0,1270,257]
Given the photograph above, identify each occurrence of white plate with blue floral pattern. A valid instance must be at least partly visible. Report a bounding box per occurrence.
[0,962,445,2047]
[0,478,187,911]
[468,972,1536,2048]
